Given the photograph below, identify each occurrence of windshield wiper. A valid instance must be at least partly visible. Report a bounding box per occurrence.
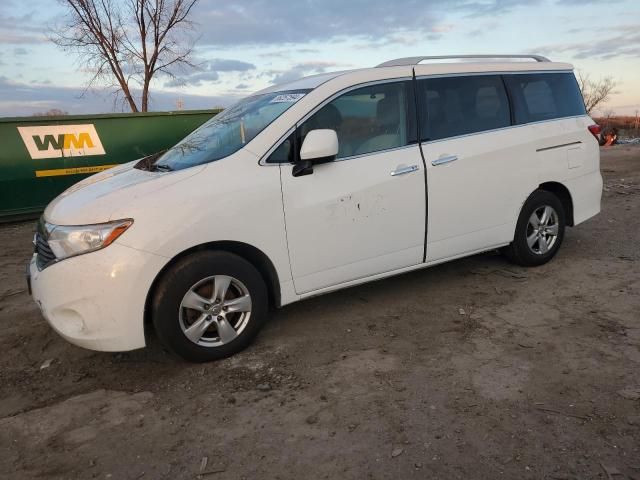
[150,163,173,172]
[134,150,167,171]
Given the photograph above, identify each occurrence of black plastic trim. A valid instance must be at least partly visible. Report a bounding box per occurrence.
[412,68,429,263]
[536,141,582,152]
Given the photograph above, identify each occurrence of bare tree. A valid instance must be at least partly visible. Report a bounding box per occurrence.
[52,0,199,112]
[577,72,617,115]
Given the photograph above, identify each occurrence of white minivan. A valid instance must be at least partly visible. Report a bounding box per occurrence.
[29,55,602,362]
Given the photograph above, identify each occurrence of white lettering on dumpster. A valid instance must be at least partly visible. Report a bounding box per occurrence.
[17,124,106,159]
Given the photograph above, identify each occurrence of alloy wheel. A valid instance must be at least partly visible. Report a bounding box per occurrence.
[178,275,252,347]
[526,205,559,255]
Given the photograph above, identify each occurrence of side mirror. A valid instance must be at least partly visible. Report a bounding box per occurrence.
[292,129,339,177]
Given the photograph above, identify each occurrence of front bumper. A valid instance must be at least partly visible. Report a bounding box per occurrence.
[29,242,167,352]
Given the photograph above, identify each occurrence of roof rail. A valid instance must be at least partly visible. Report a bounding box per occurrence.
[376,54,551,67]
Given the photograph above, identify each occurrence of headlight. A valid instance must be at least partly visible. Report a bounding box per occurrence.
[45,219,133,261]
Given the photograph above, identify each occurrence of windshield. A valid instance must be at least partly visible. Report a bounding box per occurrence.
[152,90,310,171]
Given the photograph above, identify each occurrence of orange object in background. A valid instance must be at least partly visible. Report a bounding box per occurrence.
[600,127,618,147]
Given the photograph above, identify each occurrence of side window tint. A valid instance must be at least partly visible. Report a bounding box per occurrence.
[523,80,555,117]
[419,75,510,141]
[299,82,410,159]
[505,73,586,124]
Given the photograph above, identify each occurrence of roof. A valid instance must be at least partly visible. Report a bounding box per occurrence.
[255,70,358,95]
[257,55,573,96]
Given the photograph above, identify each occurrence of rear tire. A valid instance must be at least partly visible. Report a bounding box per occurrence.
[504,190,566,267]
[151,251,268,362]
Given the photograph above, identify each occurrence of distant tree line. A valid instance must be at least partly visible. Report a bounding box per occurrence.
[31,108,69,117]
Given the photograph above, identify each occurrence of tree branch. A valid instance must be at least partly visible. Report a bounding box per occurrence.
[51,0,199,112]
[578,71,617,115]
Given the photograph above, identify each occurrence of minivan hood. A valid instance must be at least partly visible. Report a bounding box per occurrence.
[44,160,204,225]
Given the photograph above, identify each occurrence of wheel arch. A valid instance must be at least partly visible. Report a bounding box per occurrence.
[538,181,574,226]
[144,241,282,329]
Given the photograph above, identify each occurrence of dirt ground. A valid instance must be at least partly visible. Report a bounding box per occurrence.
[1,146,639,480]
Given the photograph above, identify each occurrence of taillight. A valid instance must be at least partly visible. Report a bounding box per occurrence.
[588,124,602,141]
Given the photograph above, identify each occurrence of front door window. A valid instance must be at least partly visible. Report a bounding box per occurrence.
[300,82,412,159]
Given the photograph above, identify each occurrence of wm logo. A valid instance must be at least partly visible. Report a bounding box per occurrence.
[18,124,106,159]
[33,133,95,151]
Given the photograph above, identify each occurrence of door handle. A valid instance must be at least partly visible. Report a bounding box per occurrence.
[390,165,419,176]
[431,155,458,166]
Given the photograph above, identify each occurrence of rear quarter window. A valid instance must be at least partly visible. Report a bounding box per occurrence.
[505,72,586,124]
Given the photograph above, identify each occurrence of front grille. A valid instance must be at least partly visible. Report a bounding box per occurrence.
[35,231,56,270]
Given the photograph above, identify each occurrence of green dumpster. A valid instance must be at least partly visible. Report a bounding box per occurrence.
[0,109,220,221]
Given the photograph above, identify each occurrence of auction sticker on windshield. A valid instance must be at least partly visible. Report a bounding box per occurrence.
[270,93,306,103]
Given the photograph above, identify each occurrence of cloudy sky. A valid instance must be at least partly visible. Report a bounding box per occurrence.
[0,0,639,117]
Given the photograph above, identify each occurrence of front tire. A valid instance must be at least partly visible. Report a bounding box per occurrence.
[151,251,269,362]
[504,190,566,267]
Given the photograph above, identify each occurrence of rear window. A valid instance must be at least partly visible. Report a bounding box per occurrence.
[418,75,510,141]
[504,73,586,124]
